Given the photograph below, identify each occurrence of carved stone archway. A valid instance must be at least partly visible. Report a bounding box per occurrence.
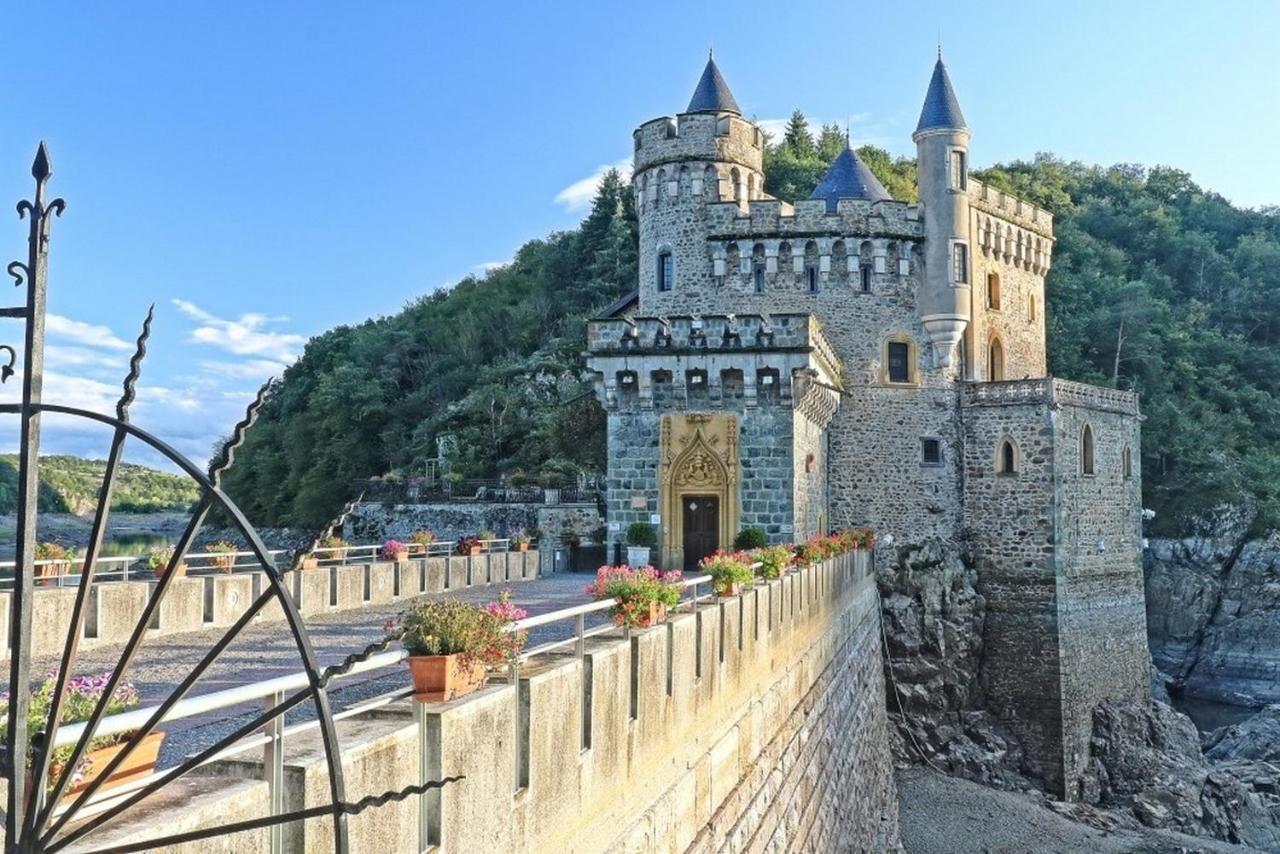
[660,413,739,570]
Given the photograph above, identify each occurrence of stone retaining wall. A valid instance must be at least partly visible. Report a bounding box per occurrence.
[0,550,540,657]
[66,551,899,853]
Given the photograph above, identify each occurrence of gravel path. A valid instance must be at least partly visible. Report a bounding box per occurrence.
[896,767,1257,853]
[3,573,607,768]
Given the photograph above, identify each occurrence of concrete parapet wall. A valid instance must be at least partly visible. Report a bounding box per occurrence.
[1,552,540,658]
[95,552,895,852]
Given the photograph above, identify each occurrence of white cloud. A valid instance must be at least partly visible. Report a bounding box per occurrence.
[45,345,127,370]
[46,314,134,351]
[553,158,632,212]
[172,299,306,364]
[474,260,509,273]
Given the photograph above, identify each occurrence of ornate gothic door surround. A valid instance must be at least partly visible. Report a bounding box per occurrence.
[659,413,739,570]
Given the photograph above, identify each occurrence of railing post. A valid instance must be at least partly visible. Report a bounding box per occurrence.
[414,699,430,852]
[264,688,285,854]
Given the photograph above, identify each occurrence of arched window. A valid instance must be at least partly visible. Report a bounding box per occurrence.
[987,272,1001,310]
[988,337,1004,381]
[998,439,1018,475]
[1081,424,1095,475]
[1122,445,1133,480]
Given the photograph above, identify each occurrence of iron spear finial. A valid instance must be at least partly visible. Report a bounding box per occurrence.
[32,142,52,183]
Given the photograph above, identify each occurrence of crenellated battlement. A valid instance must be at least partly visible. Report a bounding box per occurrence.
[588,312,840,376]
[705,197,922,239]
[968,177,1054,236]
[633,112,765,175]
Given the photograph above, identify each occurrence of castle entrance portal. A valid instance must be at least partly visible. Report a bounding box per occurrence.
[682,495,720,571]
[660,413,739,571]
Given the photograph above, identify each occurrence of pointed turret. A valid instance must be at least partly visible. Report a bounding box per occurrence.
[686,53,740,115]
[914,57,967,138]
[809,144,892,211]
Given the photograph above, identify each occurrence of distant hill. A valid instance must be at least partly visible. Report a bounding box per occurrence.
[0,455,201,515]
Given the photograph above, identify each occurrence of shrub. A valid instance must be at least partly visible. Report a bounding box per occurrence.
[34,542,74,562]
[380,539,407,560]
[755,545,794,580]
[528,527,544,542]
[585,565,683,627]
[393,594,525,669]
[145,545,176,571]
[626,521,657,548]
[698,550,755,594]
[733,527,767,550]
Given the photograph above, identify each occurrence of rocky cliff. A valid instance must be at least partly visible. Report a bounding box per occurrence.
[1146,534,1280,706]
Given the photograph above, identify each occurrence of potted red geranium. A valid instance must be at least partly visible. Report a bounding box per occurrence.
[381,539,409,562]
[699,550,755,597]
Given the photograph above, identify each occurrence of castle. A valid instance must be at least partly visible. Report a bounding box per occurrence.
[585,53,1151,799]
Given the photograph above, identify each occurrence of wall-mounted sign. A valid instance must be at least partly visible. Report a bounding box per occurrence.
[608,522,621,532]
[650,513,661,525]
[629,495,647,510]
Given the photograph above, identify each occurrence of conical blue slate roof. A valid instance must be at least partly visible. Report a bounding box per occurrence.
[686,56,741,115]
[915,58,967,135]
[809,145,892,211]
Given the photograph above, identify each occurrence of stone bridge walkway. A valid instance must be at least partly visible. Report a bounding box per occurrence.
[2,572,603,768]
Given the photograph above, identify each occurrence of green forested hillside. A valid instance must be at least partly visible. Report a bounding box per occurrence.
[220,114,1280,537]
[0,455,201,515]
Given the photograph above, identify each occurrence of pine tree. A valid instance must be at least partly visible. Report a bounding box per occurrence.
[782,110,813,157]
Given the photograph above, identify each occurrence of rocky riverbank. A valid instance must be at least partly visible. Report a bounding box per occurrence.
[879,538,1280,850]
[1146,534,1280,708]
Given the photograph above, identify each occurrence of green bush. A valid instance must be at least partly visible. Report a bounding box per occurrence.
[626,521,657,548]
[733,527,767,550]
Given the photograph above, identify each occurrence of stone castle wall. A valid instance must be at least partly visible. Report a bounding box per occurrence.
[961,380,1147,798]
[1051,400,1148,797]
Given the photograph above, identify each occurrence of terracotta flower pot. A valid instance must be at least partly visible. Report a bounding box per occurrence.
[153,562,187,580]
[300,556,320,570]
[516,543,529,553]
[213,555,235,574]
[406,654,486,702]
[468,545,482,557]
[615,600,666,628]
[714,581,742,598]
[35,562,63,587]
[391,549,409,562]
[53,731,165,804]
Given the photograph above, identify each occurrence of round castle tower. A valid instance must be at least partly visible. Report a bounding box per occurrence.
[914,56,972,368]
[633,55,764,310]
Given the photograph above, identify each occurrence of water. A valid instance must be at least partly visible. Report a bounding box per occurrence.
[96,533,176,557]
[1171,693,1258,733]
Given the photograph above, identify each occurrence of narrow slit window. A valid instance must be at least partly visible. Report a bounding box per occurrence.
[753,263,766,293]
[806,265,819,293]
[860,265,872,293]
[1082,425,1095,475]
[999,440,1017,475]
[658,252,673,292]
[952,242,969,284]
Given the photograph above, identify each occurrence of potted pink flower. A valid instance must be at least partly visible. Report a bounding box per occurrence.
[585,565,683,628]
[390,591,527,701]
[381,539,409,562]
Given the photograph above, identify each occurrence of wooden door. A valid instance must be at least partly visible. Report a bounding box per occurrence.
[682,495,720,572]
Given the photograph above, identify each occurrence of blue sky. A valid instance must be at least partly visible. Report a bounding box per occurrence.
[0,0,1275,469]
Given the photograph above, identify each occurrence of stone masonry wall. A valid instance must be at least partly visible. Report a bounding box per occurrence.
[1051,402,1148,799]
[970,214,1047,381]
[344,502,601,546]
[961,396,1064,790]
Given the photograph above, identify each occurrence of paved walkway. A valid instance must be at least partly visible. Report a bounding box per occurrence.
[2,572,604,768]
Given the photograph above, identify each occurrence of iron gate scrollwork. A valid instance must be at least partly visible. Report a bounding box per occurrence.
[0,145,459,853]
